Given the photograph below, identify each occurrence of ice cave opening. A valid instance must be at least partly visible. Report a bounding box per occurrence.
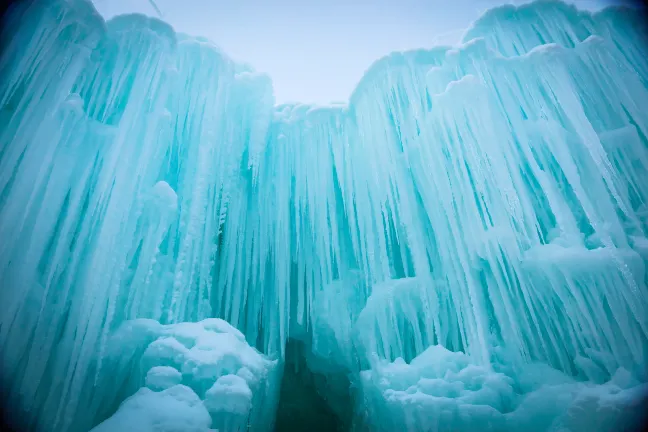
[1,0,648,431]
[273,339,351,432]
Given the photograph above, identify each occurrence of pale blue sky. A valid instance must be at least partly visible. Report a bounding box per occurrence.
[92,0,629,104]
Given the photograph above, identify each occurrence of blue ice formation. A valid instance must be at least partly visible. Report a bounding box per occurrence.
[0,0,648,431]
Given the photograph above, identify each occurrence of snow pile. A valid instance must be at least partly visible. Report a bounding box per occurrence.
[359,344,648,432]
[92,318,278,432]
[145,366,183,391]
[91,385,213,432]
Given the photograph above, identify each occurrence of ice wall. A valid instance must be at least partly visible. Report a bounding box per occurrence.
[0,1,273,430]
[0,0,647,431]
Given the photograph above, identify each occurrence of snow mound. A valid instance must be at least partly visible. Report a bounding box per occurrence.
[90,385,213,432]
[145,366,182,391]
[98,318,278,431]
[360,345,648,432]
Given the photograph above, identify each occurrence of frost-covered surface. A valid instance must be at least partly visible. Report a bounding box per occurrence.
[359,345,648,432]
[145,366,183,391]
[1,0,648,431]
[92,318,278,432]
[90,385,213,432]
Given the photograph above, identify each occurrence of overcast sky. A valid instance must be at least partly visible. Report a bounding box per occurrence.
[92,0,631,104]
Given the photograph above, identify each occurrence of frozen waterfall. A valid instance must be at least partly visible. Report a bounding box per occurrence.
[0,0,648,431]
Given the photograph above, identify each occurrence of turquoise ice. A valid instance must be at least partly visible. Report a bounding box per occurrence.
[0,0,647,431]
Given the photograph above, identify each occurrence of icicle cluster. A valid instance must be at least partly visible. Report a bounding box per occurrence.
[0,0,647,431]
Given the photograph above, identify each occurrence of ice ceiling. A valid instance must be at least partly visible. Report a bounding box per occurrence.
[0,0,647,431]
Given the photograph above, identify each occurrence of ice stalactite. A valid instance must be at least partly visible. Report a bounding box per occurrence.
[0,0,648,431]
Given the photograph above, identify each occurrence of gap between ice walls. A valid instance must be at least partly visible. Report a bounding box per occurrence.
[0,0,648,431]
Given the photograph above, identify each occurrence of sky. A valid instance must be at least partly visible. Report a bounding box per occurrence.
[92,0,630,105]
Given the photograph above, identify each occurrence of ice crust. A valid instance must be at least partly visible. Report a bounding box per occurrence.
[0,0,648,431]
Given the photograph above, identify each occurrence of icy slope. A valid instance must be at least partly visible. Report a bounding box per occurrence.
[0,0,647,431]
